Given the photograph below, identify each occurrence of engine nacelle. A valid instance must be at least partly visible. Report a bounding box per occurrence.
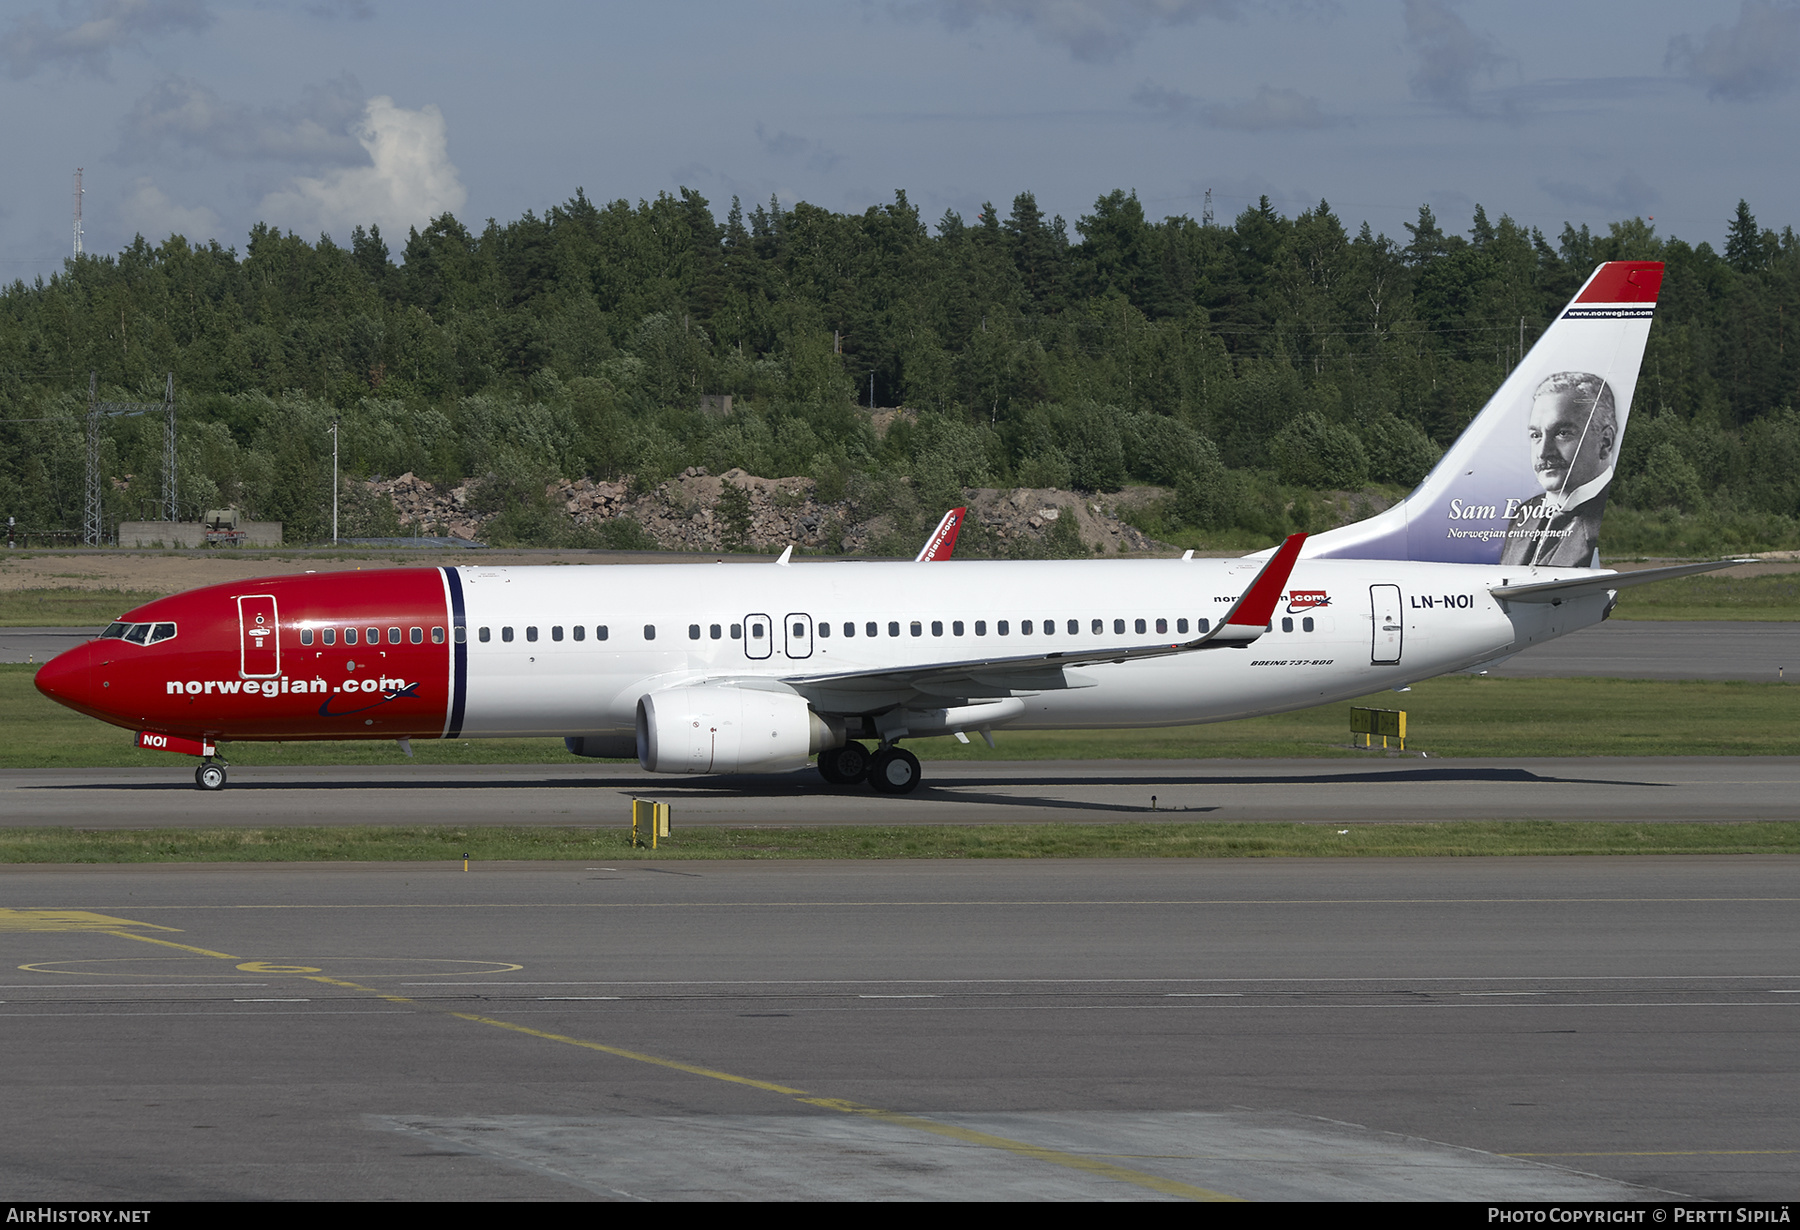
[636,686,841,774]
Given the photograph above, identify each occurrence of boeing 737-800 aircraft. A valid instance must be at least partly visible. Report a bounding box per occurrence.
[36,261,1728,792]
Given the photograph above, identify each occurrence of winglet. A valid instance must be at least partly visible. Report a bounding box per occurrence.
[915,508,967,561]
[1206,532,1306,645]
[775,545,793,566]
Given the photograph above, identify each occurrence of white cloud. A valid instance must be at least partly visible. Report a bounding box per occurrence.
[258,96,467,241]
[120,176,221,242]
[0,0,210,79]
[1667,1,1800,101]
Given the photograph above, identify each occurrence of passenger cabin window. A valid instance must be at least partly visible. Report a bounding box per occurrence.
[910,621,922,637]
[1114,619,1126,635]
[888,622,900,637]
[478,627,491,643]
[366,627,379,644]
[573,626,585,642]
[998,620,1010,635]
[726,625,737,640]
[953,621,964,636]
[454,627,467,644]
[300,628,314,646]
[1177,619,1189,634]
[410,627,423,644]
[1042,619,1053,636]
[432,626,445,644]
[710,624,722,640]
[865,622,877,637]
[1067,620,1078,635]
[525,626,538,643]
[1303,617,1315,632]
[843,622,855,637]
[1092,619,1103,634]
[1281,617,1294,632]
[344,627,357,645]
[501,627,513,643]
[1198,618,1211,633]
[817,623,829,638]
[551,626,563,642]
[689,624,701,640]
[975,621,987,635]
[387,627,400,644]
[598,626,609,641]
[1021,620,1032,634]
[644,625,656,640]
[1135,619,1147,634]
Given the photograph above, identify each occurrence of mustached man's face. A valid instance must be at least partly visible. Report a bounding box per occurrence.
[1527,391,1614,495]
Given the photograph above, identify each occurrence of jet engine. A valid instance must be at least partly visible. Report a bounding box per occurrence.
[636,686,842,774]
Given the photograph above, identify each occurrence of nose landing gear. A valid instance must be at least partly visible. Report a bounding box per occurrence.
[194,760,228,791]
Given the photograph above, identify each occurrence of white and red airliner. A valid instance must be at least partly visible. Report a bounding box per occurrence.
[36,262,1730,792]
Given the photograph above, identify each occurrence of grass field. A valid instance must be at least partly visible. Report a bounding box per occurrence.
[0,589,165,626]
[1609,572,1800,621]
[3,820,1798,863]
[5,663,1794,768]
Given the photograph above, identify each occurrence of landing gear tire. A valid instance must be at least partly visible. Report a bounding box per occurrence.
[818,741,872,785]
[868,747,921,795]
[195,762,226,791]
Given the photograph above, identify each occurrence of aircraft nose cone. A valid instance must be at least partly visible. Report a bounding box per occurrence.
[35,642,98,712]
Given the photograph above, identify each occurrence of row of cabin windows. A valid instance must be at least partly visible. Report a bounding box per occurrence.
[298,617,1325,649]
[464,617,1231,644]
[300,625,444,646]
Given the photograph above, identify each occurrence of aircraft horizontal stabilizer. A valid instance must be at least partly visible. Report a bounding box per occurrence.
[1490,558,1751,604]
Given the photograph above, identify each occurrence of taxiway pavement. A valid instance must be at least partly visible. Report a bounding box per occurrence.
[3,757,1797,828]
[1,857,1793,1201]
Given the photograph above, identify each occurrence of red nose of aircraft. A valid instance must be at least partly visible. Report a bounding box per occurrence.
[35,641,106,721]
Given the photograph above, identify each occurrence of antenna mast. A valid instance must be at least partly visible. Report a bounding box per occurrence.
[72,168,84,257]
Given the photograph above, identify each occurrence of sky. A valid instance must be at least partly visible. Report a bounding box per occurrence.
[1,0,1796,282]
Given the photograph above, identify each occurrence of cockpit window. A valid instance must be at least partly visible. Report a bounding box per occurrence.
[106,621,178,645]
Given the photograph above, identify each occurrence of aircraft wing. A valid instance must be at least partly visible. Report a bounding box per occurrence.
[1490,557,1751,604]
[915,507,967,561]
[779,533,1306,704]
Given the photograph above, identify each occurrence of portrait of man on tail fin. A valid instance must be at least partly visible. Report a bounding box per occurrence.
[1500,371,1618,567]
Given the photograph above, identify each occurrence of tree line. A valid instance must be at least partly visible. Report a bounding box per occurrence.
[2,187,1797,552]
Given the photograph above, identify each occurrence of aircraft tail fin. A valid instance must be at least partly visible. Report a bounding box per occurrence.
[915,507,967,561]
[1304,261,1663,566]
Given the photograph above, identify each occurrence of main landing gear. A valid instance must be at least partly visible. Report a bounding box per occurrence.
[817,741,921,794]
[194,760,227,791]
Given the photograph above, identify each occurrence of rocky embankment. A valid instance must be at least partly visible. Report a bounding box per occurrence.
[363,468,1173,556]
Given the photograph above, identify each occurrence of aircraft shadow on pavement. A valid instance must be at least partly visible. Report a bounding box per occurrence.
[38,764,1665,797]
